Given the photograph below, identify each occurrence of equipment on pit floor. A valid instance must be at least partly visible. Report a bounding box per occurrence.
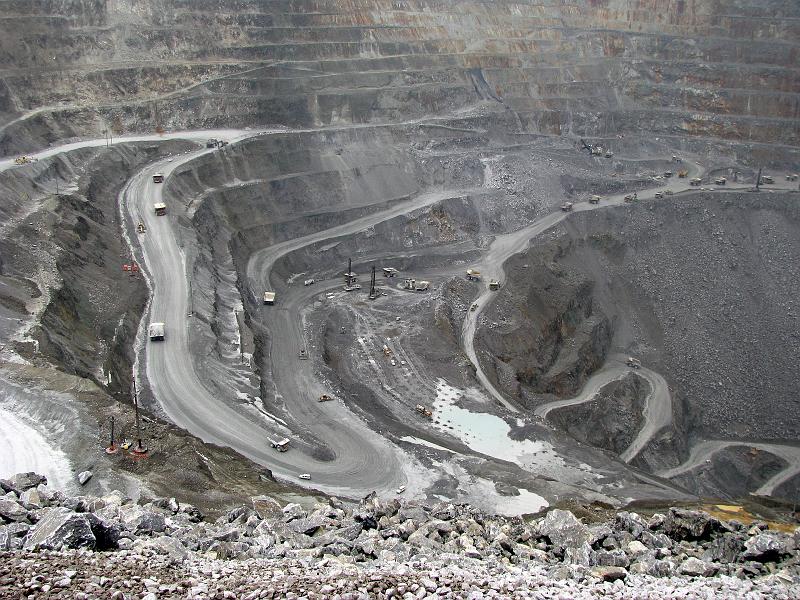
[382,267,398,277]
[396,485,406,494]
[304,278,315,286]
[206,138,219,148]
[624,193,637,202]
[589,195,601,204]
[489,280,501,291]
[714,177,727,185]
[787,174,799,182]
[263,291,275,305]
[415,404,433,418]
[605,151,614,158]
[664,171,673,178]
[466,269,481,281]
[561,202,573,211]
[344,283,361,292]
[298,473,311,480]
[673,155,683,163]
[626,357,642,369]
[14,156,37,165]
[152,173,164,183]
[414,280,430,292]
[318,394,333,402]
[471,303,478,311]
[761,175,774,184]
[270,438,290,452]
[137,222,146,233]
[154,202,167,215]
[344,258,357,285]
[655,192,664,199]
[148,322,165,341]
[298,348,308,360]
[369,266,378,300]
[690,178,702,186]
[678,170,688,178]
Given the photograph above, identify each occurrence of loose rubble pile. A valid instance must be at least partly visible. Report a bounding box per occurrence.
[2,473,800,598]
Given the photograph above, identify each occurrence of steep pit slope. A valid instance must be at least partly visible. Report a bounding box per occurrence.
[479,193,800,485]
[1,1,798,153]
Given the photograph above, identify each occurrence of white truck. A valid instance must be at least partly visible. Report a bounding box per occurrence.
[148,322,165,341]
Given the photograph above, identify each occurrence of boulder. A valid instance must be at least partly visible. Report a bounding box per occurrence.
[679,557,715,577]
[287,515,328,536]
[77,471,93,486]
[120,506,166,535]
[8,473,47,492]
[0,498,28,522]
[538,509,591,550]
[85,514,121,550]
[615,512,648,538]
[661,508,721,541]
[252,496,283,519]
[590,566,627,582]
[626,540,649,557]
[743,533,791,562]
[143,535,189,563]
[0,527,9,550]
[24,508,96,550]
[703,532,745,563]
[282,503,306,521]
[593,549,630,568]
[564,541,592,566]
[19,488,41,510]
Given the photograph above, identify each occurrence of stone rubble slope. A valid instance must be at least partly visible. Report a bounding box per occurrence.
[1,472,800,599]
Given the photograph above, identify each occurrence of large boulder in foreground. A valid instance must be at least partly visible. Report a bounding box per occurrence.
[24,508,95,550]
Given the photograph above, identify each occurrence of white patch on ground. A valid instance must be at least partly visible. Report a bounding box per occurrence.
[432,379,565,474]
[399,435,456,454]
[286,273,306,285]
[470,477,548,516]
[0,404,74,493]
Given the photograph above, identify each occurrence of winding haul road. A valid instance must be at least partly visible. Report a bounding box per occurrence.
[657,440,800,496]
[533,359,673,463]
[122,131,428,498]
[5,129,800,499]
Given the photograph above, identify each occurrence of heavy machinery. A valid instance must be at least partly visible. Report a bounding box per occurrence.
[148,322,165,341]
[626,357,642,369]
[560,202,573,211]
[761,175,774,184]
[14,156,36,165]
[270,438,290,452]
[152,173,164,183]
[154,202,167,215]
[471,303,479,311]
[690,178,702,186]
[678,170,688,178]
[589,195,601,204]
[655,191,664,199]
[415,404,433,418]
[298,348,308,360]
[318,394,333,402]
[466,269,481,281]
[263,291,275,304]
[714,177,727,185]
[489,279,501,291]
[137,222,146,233]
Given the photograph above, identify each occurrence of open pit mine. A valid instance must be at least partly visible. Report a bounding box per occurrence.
[1,0,800,594]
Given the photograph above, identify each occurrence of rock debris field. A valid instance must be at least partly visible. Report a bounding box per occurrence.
[2,473,800,599]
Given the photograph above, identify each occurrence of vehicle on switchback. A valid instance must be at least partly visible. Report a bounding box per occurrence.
[152,173,164,183]
[318,394,333,402]
[298,473,311,480]
[714,177,727,185]
[148,323,165,341]
[589,195,601,204]
[304,279,315,286]
[471,303,479,311]
[626,357,642,369]
[298,348,308,360]
[560,202,573,211]
[655,191,664,199]
[396,485,406,494]
[154,202,167,216]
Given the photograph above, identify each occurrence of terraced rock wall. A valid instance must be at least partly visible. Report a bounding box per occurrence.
[1,0,798,153]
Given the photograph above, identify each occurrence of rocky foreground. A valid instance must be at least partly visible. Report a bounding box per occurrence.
[1,473,799,598]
